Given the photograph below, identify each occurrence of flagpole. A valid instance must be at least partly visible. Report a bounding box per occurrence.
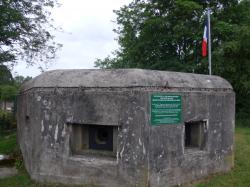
[207,7,212,75]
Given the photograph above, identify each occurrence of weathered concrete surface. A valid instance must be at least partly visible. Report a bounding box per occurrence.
[21,69,232,90]
[17,69,235,187]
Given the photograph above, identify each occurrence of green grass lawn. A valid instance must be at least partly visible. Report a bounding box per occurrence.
[0,127,249,187]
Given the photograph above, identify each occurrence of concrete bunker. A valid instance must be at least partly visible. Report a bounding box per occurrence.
[17,69,235,186]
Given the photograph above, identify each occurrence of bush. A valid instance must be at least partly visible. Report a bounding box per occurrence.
[0,109,16,132]
[236,117,250,127]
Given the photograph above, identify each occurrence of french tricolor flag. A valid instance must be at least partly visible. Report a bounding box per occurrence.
[202,20,208,57]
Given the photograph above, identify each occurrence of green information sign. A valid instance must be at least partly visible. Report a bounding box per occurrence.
[151,94,182,125]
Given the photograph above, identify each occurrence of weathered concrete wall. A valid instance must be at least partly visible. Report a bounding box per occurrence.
[148,91,234,186]
[17,69,235,187]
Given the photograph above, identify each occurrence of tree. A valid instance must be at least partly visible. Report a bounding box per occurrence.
[0,65,31,111]
[0,64,13,84]
[95,0,242,72]
[0,85,17,102]
[14,75,32,86]
[212,0,250,118]
[0,84,18,110]
[95,0,250,117]
[0,0,61,67]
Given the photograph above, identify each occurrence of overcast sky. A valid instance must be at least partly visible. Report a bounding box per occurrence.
[12,0,131,77]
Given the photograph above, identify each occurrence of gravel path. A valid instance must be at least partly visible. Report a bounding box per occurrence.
[0,167,17,179]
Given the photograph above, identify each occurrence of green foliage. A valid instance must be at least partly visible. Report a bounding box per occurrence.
[14,75,32,87]
[0,64,13,85]
[0,85,18,101]
[95,0,250,117]
[0,65,30,120]
[212,0,250,116]
[0,66,29,104]
[235,117,250,128]
[95,0,204,70]
[0,0,61,66]
[0,109,16,130]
